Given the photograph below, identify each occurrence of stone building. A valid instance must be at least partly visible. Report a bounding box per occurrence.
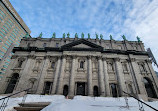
[0,36,158,100]
[0,0,31,80]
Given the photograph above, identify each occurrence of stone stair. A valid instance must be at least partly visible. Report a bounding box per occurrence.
[14,102,50,111]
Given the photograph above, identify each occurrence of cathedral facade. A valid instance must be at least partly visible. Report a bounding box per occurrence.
[0,37,158,100]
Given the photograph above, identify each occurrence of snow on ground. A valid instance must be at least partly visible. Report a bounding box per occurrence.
[0,95,158,111]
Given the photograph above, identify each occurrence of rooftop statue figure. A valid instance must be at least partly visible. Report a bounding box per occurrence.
[122,35,127,41]
[52,32,56,38]
[88,33,90,39]
[100,34,103,39]
[137,36,141,42]
[81,32,84,38]
[39,32,42,38]
[96,33,99,39]
[63,33,66,38]
[75,33,78,38]
[67,32,70,38]
[110,35,113,40]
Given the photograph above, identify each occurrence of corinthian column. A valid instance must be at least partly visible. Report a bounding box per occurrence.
[103,58,111,96]
[56,55,67,94]
[114,58,125,96]
[98,56,105,96]
[68,55,76,97]
[51,56,61,94]
[87,55,93,96]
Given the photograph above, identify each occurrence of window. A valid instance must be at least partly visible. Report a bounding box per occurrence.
[110,84,118,97]
[56,43,59,47]
[0,31,5,36]
[122,63,128,71]
[80,61,84,68]
[139,64,146,72]
[51,62,55,69]
[43,82,53,95]
[27,43,31,47]
[43,43,46,47]
[18,60,23,68]
[108,62,114,71]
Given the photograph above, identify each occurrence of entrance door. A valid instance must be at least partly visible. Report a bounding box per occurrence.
[5,73,19,94]
[43,82,52,95]
[76,82,85,96]
[63,85,68,96]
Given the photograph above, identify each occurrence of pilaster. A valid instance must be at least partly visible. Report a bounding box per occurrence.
[98,56,105,96]
[51,56,61,94]
[56,55,67,94]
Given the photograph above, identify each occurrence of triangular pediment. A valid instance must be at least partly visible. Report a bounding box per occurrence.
[61,39,103,51]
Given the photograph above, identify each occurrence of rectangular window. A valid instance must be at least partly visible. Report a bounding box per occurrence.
[4,23,11,30]
[5,62,9,65]
[0,31,5,36]
[6,41,11,45]
[0,9,6,17]
[10,36,15,41]
[7,59,10,62]
[6,21,12,27]
[0,35,3,39]
[8,38,13,43]
[3,65,7,68]
[8,19,13,26]
[2,46,8,51]
[3,26,9,32]
[4,43,9,48]
[0,50,4,55]
[56,43,59,47]
[1,28,7,34]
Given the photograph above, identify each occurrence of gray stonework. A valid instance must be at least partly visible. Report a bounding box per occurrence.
[0,38,158,101]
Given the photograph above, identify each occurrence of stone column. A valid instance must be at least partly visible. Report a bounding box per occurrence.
[51,56,61,94]
[87,55,93,96]
[69,56,76,97]
[98,56,105,96]
[36,56,50,94]
[56,55,66,94]
[114,58,126,96]
[103,58,111,96]
[130,58,145,95]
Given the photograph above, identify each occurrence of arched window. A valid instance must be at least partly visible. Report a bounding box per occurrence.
[80,61,84,68]
[18,60,23,68]
[93,86,99,96]
[51,62,55,69]
[5,73,19,94]
[63,85,68,97]
[143,78,156,98]
[110,83,118,97]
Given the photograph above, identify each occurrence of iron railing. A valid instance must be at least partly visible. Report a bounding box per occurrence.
[123,91,158,111]
[0,88,31,111]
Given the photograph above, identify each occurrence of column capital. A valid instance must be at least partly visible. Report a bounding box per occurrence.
[102,57,107,61]
[87,55,92,59]
[114,58,120,62]
[128,58,136,62]
[27,55,35,59]
[62,54,68,59]
[145,59,152,63]
[71,55,77,59]
[97,56,102,60]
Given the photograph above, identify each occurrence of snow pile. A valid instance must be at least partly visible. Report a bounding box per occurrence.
[0,95,65,111]
[42,96,158,111]
[0,95,158,111]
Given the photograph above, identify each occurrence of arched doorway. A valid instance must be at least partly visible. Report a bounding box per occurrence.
[5,73,19,94]
[110,83,118,97]
[93,86,99,96]
[143,78,156,98]
[63,85,68,97]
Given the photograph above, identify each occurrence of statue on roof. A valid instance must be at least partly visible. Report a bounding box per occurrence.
[110,35,113,40]
[122,35,127,41]
[39,32,42,38]
[67,32,70,38]
[52,32,56,38]
[96,33,99,39]
[81,32,84,38]
[88,33,90,39]
[137,36,141,42]
[100,34,103,39]
[75,33,78,38]
[63,33,66,38]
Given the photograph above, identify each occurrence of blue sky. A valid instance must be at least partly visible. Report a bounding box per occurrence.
[10,0,158,70]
